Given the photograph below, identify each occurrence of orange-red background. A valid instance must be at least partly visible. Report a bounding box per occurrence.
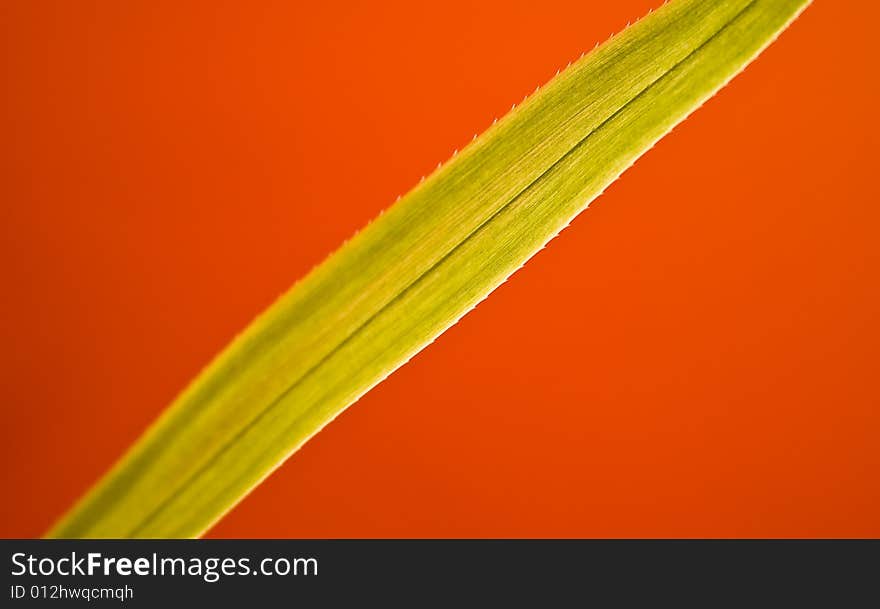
[2,0,878,538]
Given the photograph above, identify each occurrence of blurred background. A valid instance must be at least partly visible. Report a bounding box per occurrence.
[2,0,878,537]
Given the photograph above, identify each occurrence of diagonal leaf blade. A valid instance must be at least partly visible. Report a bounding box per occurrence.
[48,0,811,538]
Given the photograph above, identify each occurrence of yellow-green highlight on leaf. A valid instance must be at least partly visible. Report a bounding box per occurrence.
[47,0,811,538]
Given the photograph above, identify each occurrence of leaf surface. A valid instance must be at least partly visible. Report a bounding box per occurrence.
[49,0,811,538]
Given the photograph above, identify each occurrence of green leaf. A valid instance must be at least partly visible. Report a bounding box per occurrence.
[48,0,811,538]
